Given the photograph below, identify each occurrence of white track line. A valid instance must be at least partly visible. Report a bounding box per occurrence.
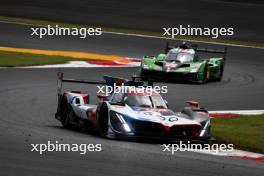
[0,20,263,49]
[103,31,264,49]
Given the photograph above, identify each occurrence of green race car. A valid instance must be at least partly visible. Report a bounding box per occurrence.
[140,42,227,83]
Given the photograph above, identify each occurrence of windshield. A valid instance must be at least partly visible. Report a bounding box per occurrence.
[166,52,194,63]
[123,94,167,108]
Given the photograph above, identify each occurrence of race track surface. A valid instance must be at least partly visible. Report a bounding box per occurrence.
[1,0,264,42]
[0,22,264,176]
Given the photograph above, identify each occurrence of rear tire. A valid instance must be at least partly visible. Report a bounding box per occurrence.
[216,65,224,82]
[62,106,73,128]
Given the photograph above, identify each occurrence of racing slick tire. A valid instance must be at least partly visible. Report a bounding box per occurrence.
[62,105,74,128]
[97,103,116,139]
[198,65,209,84]
[216,64,224,82]
[140,69,148,81]
[56,96,71,128]
[181,107,212,141]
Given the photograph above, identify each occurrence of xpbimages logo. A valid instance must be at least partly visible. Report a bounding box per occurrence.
[30,25,102,39]
[162,141,234,154]
[97,83,168,96]
[30,141,102,154]
[163,25,234,39]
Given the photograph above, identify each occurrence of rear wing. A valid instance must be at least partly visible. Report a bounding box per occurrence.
[165,42,227,61]
[57,72,153,95]
[57,72,105,95]
[195,46,227,61]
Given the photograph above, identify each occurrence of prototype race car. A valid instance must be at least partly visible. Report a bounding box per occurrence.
[55,73,212,140]
[140,42,227,83]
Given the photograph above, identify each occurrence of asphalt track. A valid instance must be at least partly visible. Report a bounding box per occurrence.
[1,0,264,42]
[0,22,264,176]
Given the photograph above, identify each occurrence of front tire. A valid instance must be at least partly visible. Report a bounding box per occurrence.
[140,69,148,81]
[97,103,114,138]
[198,65,209,84]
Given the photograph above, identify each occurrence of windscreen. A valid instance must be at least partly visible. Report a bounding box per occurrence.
[166,51,194,63]
[123,94,167,108]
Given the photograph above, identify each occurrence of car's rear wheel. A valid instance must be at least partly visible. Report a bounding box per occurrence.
[62,105,73,128]
[216,64,224,81]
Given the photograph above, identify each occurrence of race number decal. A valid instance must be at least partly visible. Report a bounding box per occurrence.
[168,117,178,122]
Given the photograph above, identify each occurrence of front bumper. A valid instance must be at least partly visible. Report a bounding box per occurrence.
[111,119,204,140]
[141,69,200,82]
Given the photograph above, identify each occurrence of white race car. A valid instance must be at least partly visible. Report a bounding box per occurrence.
[55,73,212,140]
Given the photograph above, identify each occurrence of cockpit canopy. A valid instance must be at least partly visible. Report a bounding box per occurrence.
[110,89,167,109]
[166,48,195,63]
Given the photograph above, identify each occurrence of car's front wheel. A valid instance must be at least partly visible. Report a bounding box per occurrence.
[198,65,209,84]
[97,103,116,139]
[140,69,148,81]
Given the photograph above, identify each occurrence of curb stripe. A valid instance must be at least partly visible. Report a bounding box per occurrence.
[9,60,141,68]
[87,60,127,66]
[209,110,264,116]
[209,113,240,118]
[205,110,264,163]
[229,156,264,163]
[196,148,264,163]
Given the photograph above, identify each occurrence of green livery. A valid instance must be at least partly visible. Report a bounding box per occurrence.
[140,43,227,83]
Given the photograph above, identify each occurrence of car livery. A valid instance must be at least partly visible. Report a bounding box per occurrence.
[140,42,227,83]
[55,72,212,140]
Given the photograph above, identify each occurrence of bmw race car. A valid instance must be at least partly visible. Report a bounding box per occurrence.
[55,72,212,140]
[140,42,227,83]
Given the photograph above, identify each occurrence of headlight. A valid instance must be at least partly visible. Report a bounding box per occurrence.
[116,113,126,124]
[190,64,202,73]
[190,68,199,73]
[114,113,131,132]
[190,67,201,73]
[199,119,210,137]
[123,124,131,132]
[142,63,149,69]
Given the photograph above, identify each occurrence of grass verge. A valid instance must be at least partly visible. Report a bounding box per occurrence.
[0,16,263,49]
[212,115,264,153]
[0,51,89,67]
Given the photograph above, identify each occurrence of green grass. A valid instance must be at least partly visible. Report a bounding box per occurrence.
[0,16,264,49]
[0,51,89,67]
[212,115,264,153]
